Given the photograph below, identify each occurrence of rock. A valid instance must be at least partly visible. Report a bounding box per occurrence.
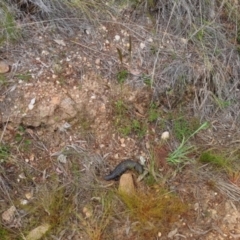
[2,206,16,223]
[161,131,170,140]
[82,205,93,218]
[25,223,50,240]
[118,173,135,195]
[167,228,178,239]
[0,61,10,73]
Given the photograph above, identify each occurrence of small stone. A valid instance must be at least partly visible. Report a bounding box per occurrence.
[84,28,91,35]
[20,199,28,205]
[194,202,199,211]
[95,59,100,65]
[140,42,145,49]
[114,35,120,41]
[161,131,170,140]
[19,173,26,179]
[25,192,33,200]
[83,206,93,218]
[26,224,50,240]
[0,61,10,73]
[41,50,49,55]
[180,38,188,44]
[118,173,135,195]
[57,154,67,164]
[167,228,178,238]
[2,206,16,223]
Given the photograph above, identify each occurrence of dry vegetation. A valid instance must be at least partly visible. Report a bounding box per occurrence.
[1,0,240,239]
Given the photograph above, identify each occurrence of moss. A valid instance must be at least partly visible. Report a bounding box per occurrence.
[119,187,187,236]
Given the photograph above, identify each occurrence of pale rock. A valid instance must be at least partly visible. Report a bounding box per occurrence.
[95,58,101,65]
[20,199,29,205]
[57,154,67,164]
[2,206,16,223]
[25,192,33,200]
[140,42,145,49]
[26,224,50,240]
[0,61,10,73]
[83,206,93,218]
[161,131,170,140]
[114,35,120,41]
[167,228,178,238]
[118,173,135,195]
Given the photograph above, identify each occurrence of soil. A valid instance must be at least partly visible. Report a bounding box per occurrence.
[1,10,240,240]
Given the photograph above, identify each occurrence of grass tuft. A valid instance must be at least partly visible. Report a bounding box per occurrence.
[119,187,187,236]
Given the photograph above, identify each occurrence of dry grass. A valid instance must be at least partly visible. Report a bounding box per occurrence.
[118,186,187,237]
[1,1,240,239]
[1,0,240,119]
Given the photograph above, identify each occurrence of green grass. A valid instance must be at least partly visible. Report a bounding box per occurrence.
[0,144,11,162]
[113,99,147,137]
[117,69,128,84]
[0,74,8,85]
[199,151,230,170]
[167,122,209,165]
[167,138,195,165]
[142,74,153,87]
[0,3,21,46]
[173,116,201,141]
[15,72,32,82]
[148,103,159,122]
[0,227,9,240]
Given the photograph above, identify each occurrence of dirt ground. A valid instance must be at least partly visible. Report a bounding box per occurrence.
[1,8,240,240]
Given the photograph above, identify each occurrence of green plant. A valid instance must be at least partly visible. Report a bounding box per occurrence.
[173,116,201,141]
[237,46,240,55]
[148,103,159,122]
[211,94,232,109]
[144,155,158,185]
[15,72,31,82]
[0,227,10,240]
[0,144,11,162]
[0,3,21,45]
[199,151,230,170]
[142,74,152,87]
[115,100,160,137]
[115,99,127,115]
[0,74,8,85]
[117,69,128,84]
[132,119,146,137]
[167,137,195,165]
[167,122,209,165]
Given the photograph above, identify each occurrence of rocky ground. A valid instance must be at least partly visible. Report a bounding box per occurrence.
[1,2,240,240]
